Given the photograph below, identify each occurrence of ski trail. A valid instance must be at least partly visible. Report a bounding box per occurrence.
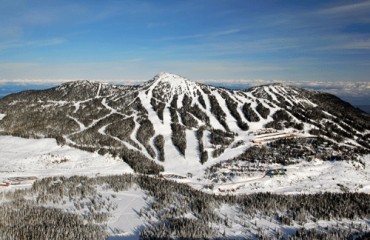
[96,83,102,97]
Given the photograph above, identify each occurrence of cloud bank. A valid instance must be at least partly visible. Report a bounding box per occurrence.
[0,77,368,105]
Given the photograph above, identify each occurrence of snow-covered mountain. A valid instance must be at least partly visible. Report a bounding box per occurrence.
[0,72,369,174]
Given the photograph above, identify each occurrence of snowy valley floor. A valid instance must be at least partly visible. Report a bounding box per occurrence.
[175,157,370,195]
[0,136,369,239]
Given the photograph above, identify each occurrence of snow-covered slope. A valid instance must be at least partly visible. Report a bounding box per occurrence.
[0,72,369,240]
[0,73,369,175]
[0,136,133,182]
[186,156,370,194]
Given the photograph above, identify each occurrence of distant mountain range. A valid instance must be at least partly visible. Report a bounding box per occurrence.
[0,72,369,174]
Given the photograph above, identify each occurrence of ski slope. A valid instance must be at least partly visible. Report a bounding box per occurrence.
[0,135,369,239]
[180,157,370,195]
[0,136,133,182]
[0,135,145,239]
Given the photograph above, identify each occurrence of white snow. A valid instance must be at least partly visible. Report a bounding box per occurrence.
[0,132,367,238]
[101,98,117,114]
[213,90,240,132]
[153,72,196,97]
[0,136,133,184]
[184,156,370,195]
[272,87,295,106]
[183,129,201,170]
[211,202,368,239]
[0,136,148,239]
[1,74,369,239]
[67,115,86,131]
[106,188,147,239]
[263,86,278,101]
[96,83,102,97]
[73,102,80,113]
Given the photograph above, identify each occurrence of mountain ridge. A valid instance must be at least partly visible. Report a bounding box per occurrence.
[0,73,369,174]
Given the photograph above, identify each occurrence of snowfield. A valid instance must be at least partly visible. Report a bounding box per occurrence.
[0,135,147,239]
[0,132,369,239]
[0,135,133,182]
[204,158,370,195]
[0,74,369,239]
[1,135,369,196]
[105,188,147,239]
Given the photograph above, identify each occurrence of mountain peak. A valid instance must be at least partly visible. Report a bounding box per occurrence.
[152,72,193,88]
[59,80,101,88]
[153,72,190,84]
[143,72,199,101]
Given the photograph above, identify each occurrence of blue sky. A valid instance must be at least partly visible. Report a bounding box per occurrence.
[0,0,369,104]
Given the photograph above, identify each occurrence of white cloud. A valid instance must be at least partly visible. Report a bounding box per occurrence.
[0,38,66,51]
[199,79,370,99]
[160,28,241,41]
[317,1,370,15]
[1,73,369,101]
[0,78,142,86]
